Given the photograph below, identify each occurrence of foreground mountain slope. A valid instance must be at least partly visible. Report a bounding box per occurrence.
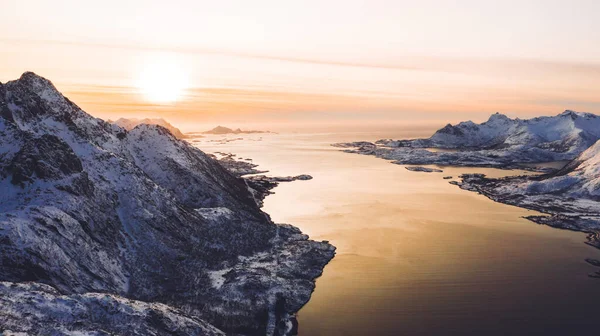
[112,117,189,139]
[0,72,334,335]
[0,282,224,336]
[335,111,600,169]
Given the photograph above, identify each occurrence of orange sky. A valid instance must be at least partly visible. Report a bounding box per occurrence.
[1,0,600,131]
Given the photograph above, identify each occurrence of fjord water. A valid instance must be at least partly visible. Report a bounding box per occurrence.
[194,128,600,336]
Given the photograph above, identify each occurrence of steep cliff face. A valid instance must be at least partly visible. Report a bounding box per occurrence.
[0,72,335,335]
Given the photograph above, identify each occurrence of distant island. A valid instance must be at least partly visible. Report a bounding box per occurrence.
[110,117,190,139]
[202,125,273,135]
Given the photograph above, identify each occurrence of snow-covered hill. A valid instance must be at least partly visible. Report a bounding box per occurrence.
[0,72,334,335]
[111,117,189,139]
[335,111,600,169]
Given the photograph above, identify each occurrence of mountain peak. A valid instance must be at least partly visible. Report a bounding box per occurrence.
[20,71,45,80]
[487,112,510,122]
[11,71,68,109]
[17,71,56,91]
[558,110,598,120]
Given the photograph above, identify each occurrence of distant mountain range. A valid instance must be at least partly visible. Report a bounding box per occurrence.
[110,117,189,139]
[403,110,600,154]
[336,111,600,168]
[0,72,334,335]
[203,125,272,135]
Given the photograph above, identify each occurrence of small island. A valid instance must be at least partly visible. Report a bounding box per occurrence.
[405,166,443,173]
[202,125,273,135]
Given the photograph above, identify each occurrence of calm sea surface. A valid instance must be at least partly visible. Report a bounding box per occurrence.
[192,129,600,336]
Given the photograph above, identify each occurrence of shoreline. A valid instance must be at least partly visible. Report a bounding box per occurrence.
[451,173,600,277]
[204,147,337,335]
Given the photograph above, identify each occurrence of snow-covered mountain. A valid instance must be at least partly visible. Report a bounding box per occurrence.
[0,72,334,335]
[389,110,600,155]
[336,111,600,169]
[111,117,189,139]
[418,111,600,153]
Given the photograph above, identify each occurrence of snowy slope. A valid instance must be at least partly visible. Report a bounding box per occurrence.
[518,140,600,198]
[0,281,224,336]
[0,72,334,335]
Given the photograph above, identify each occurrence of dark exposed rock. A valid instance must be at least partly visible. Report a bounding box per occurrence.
[8,134,83,187]
[405,166,443,173]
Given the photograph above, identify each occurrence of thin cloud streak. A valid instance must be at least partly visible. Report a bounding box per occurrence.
[5,37,600,78]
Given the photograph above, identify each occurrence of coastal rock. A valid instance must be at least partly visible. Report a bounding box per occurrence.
[212,152,268,176]
[405,166,443,173]
[245,175,314,206]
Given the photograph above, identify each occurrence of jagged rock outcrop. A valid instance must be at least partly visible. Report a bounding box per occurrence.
[0,72,335,335]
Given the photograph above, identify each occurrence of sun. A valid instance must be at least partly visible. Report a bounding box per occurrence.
[135,53,189,104]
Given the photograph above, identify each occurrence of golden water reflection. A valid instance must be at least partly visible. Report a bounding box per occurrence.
[194,130,600,336]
